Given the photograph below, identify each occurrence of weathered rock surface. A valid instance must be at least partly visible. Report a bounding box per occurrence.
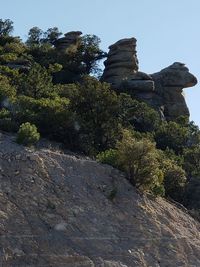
[101,38,197,121]
[151,62,197,120]
[101,37,155,109]
[0,132,200,266]
[54,31,82,52]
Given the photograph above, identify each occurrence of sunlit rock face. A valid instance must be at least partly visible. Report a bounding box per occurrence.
[101,38,198,121]
[0,132,200,266]
[151,62,197,120]
[101,38,144,88]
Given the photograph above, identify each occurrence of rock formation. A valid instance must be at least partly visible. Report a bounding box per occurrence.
[101,38,197,121]
[151,62,197,120]
[101,38,139,84]
[0,131,200,266]
[53,31,82,52]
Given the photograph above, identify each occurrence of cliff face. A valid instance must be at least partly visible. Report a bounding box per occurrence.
[0,132,200,267]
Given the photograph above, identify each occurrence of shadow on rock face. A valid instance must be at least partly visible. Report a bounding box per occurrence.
[101,36,198,121]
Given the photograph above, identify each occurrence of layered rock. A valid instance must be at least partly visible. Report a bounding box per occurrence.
[101,38,198,121]
[54,31,82,52]
[101,38,138,84]
[101,38,155,107]
[151,62,197,120]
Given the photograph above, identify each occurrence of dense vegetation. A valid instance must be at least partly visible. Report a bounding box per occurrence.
[0,19,200,219]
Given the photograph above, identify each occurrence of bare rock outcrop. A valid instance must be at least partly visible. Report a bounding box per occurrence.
[0,132,200,266]
[101,38,197,121]
[101,38,154,96]
[54,31,82,52]
[151,62,197,120]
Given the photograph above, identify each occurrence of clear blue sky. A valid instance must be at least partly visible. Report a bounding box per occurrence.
[1,0,200,126]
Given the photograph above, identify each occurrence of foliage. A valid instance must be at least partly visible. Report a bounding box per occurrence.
[119,93,161,132]
[184,177,200,210]
[16,63,54,98]
[183,146,200,178]
[26,26,62,46]
[0,19,200,212]
[69,76,122,154]
[0,19,13,36]
[3,41,26,54]
[161,158,186,202]
[96,149,118,167]
[78,34,107,75]
[155,121,189,154]
[43,27,62,44]
[116,130,164,193]
[0,74,16,102]
[26,27,44,46]
[16,122,40,146]
[13,95,73,137]
[48,63,63,74]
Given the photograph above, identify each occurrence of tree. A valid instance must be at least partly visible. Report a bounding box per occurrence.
[77,34,107,75]
[69,76,121,154]
[26,27,44,46]
[0,19,14,36]
[155,121,189,154]
[0,74,16,102]
[16,122,40,146]
[183,146,200,178]
[43,27,62,44]
[162,158,186,202]
[116,130,164,192]
[13,95,76,147]
[17,63,53,98]
[119,93,161,132]
[184,177,200,210]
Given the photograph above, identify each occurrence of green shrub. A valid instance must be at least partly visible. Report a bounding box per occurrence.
[119,93,161,133]
[116,130,164,194]
[96,149,118,167]
[184,177,200,209]
[155,121,189,154]
[14,95,76,148]
[183,147,200,178]
[0,74,16,101]
[16,122,40,146]
[162,159,186,202]
[69,76,122,154]
[152,184,165,197]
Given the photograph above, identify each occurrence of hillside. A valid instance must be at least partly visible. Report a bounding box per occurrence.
[0,131,200,267]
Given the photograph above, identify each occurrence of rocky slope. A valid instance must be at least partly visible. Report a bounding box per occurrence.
[0,132,200,267]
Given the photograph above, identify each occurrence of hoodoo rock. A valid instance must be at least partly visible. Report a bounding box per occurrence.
[101,38,198,121]
[54,31,82,52]
[101,38,154,95]
[151,62,197,120]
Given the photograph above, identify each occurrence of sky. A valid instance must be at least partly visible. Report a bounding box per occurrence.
[1,0,200,126]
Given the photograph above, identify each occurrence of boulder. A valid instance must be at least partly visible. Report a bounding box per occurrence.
[151,62,197,120]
